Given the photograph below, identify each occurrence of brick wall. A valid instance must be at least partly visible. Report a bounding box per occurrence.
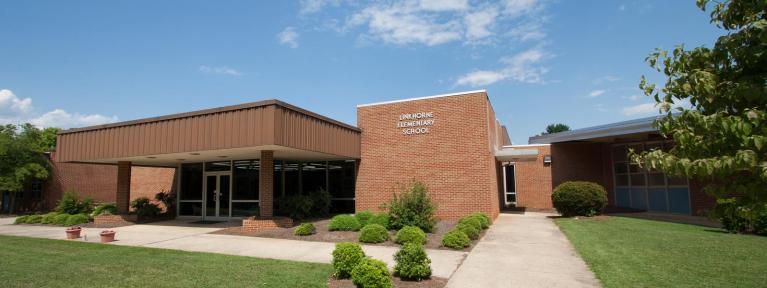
[356,92,500,220]
[512,145,554,211]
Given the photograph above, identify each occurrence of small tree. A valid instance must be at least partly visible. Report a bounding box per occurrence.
[631,1,767,211]
[0,124,51,213]
[544,123,570,134]
[385,180,437,233]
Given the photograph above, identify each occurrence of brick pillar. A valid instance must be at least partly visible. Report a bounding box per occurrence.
[259,150,274,218]
[116,161,132,214]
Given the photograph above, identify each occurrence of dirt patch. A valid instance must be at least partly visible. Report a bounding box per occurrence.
[327,276,448,288]
[211,218,485,252]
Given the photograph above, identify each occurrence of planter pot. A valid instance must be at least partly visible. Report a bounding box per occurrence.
[100,230,116,243]
[65,227,82,239]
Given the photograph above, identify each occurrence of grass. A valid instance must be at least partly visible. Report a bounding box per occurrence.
[0,235,332,288]
[555,216,767,288]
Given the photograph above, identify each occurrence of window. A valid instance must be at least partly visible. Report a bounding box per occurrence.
[232,160,259,200]
[328,160,356,213]
[179,163,203,216]
[302,162,327,194]
[205,161,231,172]
[503,164,516,204]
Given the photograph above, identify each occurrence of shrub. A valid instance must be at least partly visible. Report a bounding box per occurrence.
[154,190,174,211]
[713,198,749,233]
[455,223,480,240]
[309,189,331,217]
[386,180,437,232]
[13,215,29,224]
[329,214,361,231]
[55,191,93,215]
[458,216,483,231]
[359,224,389,243]
[441,229,470,249]
[753,205,767,236]
[92,203,117,217]
[351,258,393,288]
[355,210,375,226]
[468,213,491,229]
[551,181,608,217]
[64,213,90,226]
[130,197,161,217]
[394,243,431,281]
[277,194,313,220]
[25,214,43,224]
[394,226,427,245]
[53,213,71,225]
[294,223,316,236]
[332,242,366,279]
[41,212,60,224]
[368,213,390,229]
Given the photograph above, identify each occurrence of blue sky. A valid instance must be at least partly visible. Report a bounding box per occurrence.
[0,0,723,144]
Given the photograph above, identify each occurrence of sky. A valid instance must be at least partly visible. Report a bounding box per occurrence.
[0,0,724,144]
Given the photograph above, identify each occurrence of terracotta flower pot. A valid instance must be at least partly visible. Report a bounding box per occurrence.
[100,230,116,243]
[65,226,82,239]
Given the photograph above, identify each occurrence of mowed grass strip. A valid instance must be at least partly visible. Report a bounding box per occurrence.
[555,216,767,288]
[0,235,332,288]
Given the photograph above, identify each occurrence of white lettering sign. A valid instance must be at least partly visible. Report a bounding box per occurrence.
[397,112,434,135]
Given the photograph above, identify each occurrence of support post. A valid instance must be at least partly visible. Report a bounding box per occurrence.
[116,161,132,214]
[259,151,274,217]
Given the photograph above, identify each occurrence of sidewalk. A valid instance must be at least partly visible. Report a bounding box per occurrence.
[447,212,600,288]
[0,217,466,278]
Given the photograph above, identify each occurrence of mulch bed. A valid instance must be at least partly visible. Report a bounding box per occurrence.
[327,276,448,288]
[210,218,485,252]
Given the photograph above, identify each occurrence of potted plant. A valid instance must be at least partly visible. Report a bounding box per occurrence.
[65,226,82,239]
[100,230,116,243]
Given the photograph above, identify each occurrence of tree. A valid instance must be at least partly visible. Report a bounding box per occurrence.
[41,127,59,152]
[632,1,767,206]
[0,124,51,213]
[544,123,570,134]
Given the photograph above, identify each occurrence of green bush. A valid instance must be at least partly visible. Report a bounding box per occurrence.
[713,198,750,233]
[394,243,431,281]
[551,181,608,217]
[130,197,161,217]
[351,257,393,288]
[394,226,427,245]
[753,205,767,236]
[368,213,390,228]
[359,224,389,243]
[309,189,331,217]
[468,213,491,229]
[441,229,470,249]
[455,223,480,240]
[53,213,70,225]
[332,242,366,279]
[25,214,43,224]
[13,215,30,224]
[277,194,313,220]
[92,203,117,217]
[329,214,362,231]
[64,213,90,226]
[41,212,60,224]
[386,180,437,233]
[294,223,316,236]
[355,210,375,226]
[458,216,483,231]
[55,191,93,215]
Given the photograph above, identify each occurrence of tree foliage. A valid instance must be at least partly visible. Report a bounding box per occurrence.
[0,124,51,194]
[544,123,570,134]
[632,1,767,204]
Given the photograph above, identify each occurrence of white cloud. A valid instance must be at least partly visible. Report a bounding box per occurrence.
[419,0,468,11]
[621,94,641,101]
[0,89,118,128]
[588,90,605,98]
[299,0,341,15]
[198,65,242,76]
[455,48,550,86]
[348,2,463,46]
[504,0,540,18]
[621,103,658,116]
[278,27,300,48]
[465,7,499,42]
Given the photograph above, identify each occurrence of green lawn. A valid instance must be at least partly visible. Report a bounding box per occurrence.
[0,235,332,288]
[555,216,767,288]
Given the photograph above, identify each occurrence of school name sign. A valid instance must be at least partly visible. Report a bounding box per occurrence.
[397,112,434,135]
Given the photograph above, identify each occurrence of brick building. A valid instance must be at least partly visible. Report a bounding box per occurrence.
[31,90,714,219]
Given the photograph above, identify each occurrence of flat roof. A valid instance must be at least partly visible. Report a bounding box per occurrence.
[528,115,661,144]
[356,90,487,107]
[60,99,360,134]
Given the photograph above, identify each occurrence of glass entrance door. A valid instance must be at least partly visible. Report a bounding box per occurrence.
[204,173,231,218]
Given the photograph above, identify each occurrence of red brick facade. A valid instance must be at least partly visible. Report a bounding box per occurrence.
[356,92,503,220]
[511,145,554,211]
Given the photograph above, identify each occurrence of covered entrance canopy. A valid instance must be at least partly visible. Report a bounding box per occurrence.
[56,100,361,219]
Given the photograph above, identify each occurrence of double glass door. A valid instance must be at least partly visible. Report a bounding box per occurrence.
[204,172,230,218]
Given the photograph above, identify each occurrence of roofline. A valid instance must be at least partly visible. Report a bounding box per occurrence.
[528,115,662,144]
[356,90,487,108]
[59,99,361,135]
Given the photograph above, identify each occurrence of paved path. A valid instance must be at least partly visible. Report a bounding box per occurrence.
[0,218,466,278]
[447,212,600,288]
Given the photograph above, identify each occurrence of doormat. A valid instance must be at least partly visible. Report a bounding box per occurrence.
[189,220,225,224]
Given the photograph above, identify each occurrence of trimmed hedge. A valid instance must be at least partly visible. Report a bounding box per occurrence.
[551,181,608,217]
[41,212,60,224]
[441,229,470,249]
[294,223,316,236]
[467,213,490,229]
[368,213,390,229]
[351,257,393,288]
[394,226,427,245]
[458,217,482,231]
[25,215,43,224]
[13,215,29,224]
[355,211,375,226]
[64,213,89,226]
[53,213,70,225]
[332,242,366,279]
[394,243,431,281]
[359,224,389,243]
[455,223,480,240]
[329,214,362,231]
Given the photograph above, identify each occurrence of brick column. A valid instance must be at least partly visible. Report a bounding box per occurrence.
[259,150,274,218]
[116,161,132,214]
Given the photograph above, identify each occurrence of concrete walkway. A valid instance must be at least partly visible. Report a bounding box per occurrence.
[447,212,600,288]
[0,217,466,278]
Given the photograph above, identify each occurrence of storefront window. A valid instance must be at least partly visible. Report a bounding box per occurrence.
[303,162,327,194]
[180,163,203,200]
[232,160,259,200]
